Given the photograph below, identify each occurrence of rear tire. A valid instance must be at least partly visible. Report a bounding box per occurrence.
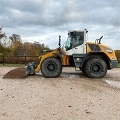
[41,57,62,78]
[84,58,107,78]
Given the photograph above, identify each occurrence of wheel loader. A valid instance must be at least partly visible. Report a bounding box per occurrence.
[26,29,118,78]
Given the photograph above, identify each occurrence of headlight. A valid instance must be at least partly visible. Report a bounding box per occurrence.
[104,48,113,53]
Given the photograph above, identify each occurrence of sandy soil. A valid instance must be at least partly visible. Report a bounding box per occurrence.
[0,67,120,120]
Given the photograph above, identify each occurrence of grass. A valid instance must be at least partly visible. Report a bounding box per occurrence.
[117,63,120,68]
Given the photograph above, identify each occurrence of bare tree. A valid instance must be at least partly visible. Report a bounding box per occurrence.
[9,34,21,44]
[0,26,6,39]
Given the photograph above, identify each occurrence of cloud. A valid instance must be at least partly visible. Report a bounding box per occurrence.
[0,0,120,49]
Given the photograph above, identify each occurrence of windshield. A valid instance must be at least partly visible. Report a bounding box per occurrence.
[65,35,72,51]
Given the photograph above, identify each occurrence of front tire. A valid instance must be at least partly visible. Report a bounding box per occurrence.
[41,57,62,78]
[84,58,107,78]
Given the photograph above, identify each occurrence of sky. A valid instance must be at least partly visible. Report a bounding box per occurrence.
[0,0,120,50]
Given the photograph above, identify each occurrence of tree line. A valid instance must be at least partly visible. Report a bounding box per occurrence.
[0,27,50,56]
[114,50,120,63]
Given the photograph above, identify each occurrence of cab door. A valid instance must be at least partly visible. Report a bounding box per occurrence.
[72,31,86,54]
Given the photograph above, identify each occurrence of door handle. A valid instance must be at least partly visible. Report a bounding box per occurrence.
[75,47,78,49]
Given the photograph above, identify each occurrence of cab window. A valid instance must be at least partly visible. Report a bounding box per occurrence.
[72,32,84,48]
[65,32,84,51]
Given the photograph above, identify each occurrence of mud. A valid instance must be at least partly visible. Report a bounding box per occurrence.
[3,67,28,78]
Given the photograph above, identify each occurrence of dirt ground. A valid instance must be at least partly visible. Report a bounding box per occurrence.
[0,67,120,120]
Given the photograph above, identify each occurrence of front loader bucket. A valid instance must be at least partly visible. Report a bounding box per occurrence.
[3,67,28,79]
[3,62,36,79]
[25,62,36,75]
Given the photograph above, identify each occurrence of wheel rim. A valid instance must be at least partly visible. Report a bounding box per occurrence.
[91,63,102,74]
[46,62,57,73]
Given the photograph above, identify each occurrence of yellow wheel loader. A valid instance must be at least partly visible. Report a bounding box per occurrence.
[26,29,118,78]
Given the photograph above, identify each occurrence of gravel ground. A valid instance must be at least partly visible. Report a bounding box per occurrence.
[0,67,120,120]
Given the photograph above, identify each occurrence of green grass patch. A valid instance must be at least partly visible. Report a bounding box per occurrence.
[117,63,120,68]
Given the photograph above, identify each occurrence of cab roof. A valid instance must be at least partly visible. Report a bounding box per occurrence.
[68,29,88,33]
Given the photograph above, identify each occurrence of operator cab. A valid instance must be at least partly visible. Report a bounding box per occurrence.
[62,29,88,55]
